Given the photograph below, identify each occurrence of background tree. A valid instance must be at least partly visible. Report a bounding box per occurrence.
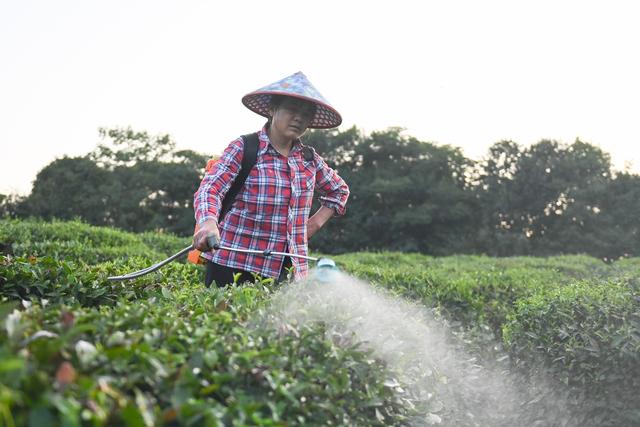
[12,125,640,259]
[0,193,27,218]
[587,171,640,259]
[473,140,528,255]
[23,157,109,224]
[88,127,177,168]
[21,128,209,235]
[474,138,622,258]
[306,127,477,254]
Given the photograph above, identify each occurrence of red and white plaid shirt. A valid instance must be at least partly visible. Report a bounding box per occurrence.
[194,128,349,280]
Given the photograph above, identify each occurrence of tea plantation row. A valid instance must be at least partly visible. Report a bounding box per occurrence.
[1,219,639,426]
[1,220,411,426]
[336,252,640,425]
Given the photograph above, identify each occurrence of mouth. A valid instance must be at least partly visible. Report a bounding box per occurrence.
[288,124,302,132]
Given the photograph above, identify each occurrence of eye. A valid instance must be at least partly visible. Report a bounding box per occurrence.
[301,108,315,119]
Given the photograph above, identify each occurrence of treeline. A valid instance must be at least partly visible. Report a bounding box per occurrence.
[2,126,639,259]
[2,128,208,236]
[308,127,640,260]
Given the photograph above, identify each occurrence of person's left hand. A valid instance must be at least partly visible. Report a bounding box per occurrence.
[307,220,321,239]
[307,206,334,239]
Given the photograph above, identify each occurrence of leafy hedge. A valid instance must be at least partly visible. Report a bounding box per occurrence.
[503,280,640,426]
[0,218,187,264]
[332,251,640,426]
[333,252,615,332]
[1,219,639,426]
[0,220,413,426]
[1,285,409,426]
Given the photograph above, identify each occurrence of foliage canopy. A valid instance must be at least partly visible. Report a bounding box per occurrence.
[4,126,640,259]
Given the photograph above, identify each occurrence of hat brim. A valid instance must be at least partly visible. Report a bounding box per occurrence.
[242,91,342,129]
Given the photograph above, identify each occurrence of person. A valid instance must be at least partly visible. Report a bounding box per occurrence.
[193,71,349,287]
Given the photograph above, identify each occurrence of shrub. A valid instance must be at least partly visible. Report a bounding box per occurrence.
[0,284,412,426]
[503,280,640,426]
[0,218,188,264]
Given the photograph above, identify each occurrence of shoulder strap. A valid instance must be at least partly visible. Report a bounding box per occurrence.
[219,132,260,222]
[301,145,315,162]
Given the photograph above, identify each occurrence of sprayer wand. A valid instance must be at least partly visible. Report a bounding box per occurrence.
[107,236,319,281]
[211,243,318,262]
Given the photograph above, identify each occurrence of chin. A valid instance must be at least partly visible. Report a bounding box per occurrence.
[286,130,303,139]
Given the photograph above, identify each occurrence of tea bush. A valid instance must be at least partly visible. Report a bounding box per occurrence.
[0,218,188,264]
[333,252,640,426]
[1,218,638,426]
[0,219,413,426]
[503,279,640,426]
[333,252,615,332]
[1,285,410,426]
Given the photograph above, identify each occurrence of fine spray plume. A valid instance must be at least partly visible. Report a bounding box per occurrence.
[255,264,573,426]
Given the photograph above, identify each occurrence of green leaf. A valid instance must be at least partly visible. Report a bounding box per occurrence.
[28,406,55,427]
[121,403,146,427]
[0,357,25,373]
[0,301,18,323]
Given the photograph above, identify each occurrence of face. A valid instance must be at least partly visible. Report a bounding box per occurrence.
[269,97,316,141]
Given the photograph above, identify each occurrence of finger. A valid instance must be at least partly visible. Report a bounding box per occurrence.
[206,234,220,250]
[195,232,209,251]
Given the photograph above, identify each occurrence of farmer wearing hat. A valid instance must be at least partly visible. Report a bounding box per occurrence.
[193,72,349,287]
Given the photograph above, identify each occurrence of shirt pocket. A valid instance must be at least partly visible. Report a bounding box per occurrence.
[243,162,290,208]
[294,163,316,207]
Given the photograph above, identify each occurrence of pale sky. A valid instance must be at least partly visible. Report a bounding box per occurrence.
[1,0,639,195]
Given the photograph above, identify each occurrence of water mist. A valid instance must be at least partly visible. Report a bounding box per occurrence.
[255,268,573,426]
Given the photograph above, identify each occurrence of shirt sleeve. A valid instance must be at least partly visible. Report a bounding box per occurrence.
[314,152,350,216]
[193,137,244,225]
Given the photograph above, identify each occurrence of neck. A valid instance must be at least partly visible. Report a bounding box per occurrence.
[267,127,294,156]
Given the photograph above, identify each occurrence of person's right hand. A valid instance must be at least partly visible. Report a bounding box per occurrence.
[193,219,221,252]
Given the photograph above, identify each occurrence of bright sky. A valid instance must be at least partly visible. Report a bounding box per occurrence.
[1,0,639,195]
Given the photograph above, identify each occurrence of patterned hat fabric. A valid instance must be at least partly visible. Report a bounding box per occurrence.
[242,72,342,129]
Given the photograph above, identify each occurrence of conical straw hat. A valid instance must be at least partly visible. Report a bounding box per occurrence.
[242,71,342,129]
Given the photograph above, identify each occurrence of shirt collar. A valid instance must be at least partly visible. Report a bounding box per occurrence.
[259,127,303,156]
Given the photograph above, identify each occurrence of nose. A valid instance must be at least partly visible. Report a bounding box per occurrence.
[291,113,304,125]
[293,109,312,123]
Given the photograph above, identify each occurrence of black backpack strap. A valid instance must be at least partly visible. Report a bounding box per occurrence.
[301,145,315,162]
[219,132,260,222]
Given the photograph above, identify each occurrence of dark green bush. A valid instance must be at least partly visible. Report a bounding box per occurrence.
[0,254,203,307]
[0,219,414,426]
[1,284,412,426]
[503,280,640,426]
[2,219,639,426]
[333,252,615,332]
[0,218,189,264]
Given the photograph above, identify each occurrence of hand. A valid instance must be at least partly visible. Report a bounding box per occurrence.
[307,206,335,239]
[307,220,321,239]
[193,219,221,252]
